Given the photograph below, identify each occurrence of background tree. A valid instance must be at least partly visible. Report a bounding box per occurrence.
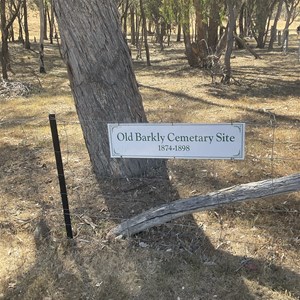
[181,0,200,66]
[223,0,236,83]
[23,0,30,49]
[39,0,45,72]
[0,0,22,79]
[252,0,277,48]
[281,0,300,48]
[207,0,223,51]
[140,0,151,65]
[268,0,284,50]
[52,0,163,178]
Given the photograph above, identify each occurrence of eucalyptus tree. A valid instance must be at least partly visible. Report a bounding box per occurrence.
[193,0,206,43]
[181,0,200,66]
[39,0,45,72]
[246,0,277,48]
[140,0,151,65]
[0,0,22,79]
[281,0,300,48]
[52,0,163,178]
[223,0,239,83]
[207,0,223,51]
[268,0,284,50]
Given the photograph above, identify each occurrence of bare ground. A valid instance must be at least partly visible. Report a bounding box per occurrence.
[0,31,299,299]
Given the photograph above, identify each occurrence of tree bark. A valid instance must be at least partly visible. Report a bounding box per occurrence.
[281,0,300,49]
[207,0,221,52]
[223,0,235,83]
[23,0,30,49]
[268,0,284,50]
[182,0,199,67]
[193,0,206,42]
[1,0,9,80]
[140,0,150,66]
[109,173,300,237]
[48,0,55,44]
[39,0,46,73]
[52,0,163,178]
[1,0,22,79]
[238,2,245,37]
[130,5,135,45]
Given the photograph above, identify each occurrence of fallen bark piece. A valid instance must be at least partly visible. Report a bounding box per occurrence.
[109,173,300,238]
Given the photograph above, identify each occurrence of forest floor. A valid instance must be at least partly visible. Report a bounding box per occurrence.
[0,24,300,300]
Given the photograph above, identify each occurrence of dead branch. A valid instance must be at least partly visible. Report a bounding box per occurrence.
[109,173,300,238]
[233,33,262,59]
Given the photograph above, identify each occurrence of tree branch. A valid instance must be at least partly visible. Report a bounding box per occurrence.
[109,173,300,237]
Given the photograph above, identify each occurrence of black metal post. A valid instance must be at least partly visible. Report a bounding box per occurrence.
[49,114,73,239]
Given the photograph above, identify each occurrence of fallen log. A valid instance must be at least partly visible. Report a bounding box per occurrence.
[109,173,300,237]
[233,33,261,59]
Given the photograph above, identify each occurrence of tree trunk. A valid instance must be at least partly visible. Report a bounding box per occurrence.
[130,5,135,45]
[238,2,245,37]
[23,0,30,49]
[8,1,14,42]
[193,0,206,42]
[281,0,300,50]
[177,22,181,42]
[52,0,163,178]
[207,0,220,52]
[223,0,235,83]
[44,2,48,40]
[1,0,22,78]
[39,0,46,73]
[121,0,129,37]
[140,0,150,66]
[48,0,55,44]
[17,10,24,43]
[215,28,227,57]
[109,173,300,237]
[182,0,199,67]
[268,0,284,50]
[1,0,9,80]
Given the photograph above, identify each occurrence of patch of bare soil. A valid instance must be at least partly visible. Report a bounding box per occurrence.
[0,33,299,300]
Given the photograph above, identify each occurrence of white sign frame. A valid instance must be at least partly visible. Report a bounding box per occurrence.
[108,123,245,160]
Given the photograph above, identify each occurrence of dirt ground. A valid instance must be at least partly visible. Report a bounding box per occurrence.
[0,23,300,300]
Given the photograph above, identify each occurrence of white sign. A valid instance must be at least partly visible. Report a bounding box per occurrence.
[108,123,245,159]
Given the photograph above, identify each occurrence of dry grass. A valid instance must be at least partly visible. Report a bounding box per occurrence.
[0,16,300,300]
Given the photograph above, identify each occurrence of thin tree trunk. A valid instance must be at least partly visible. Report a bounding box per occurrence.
[39,0,46,73]
[130,5,135,45]
[223,1,235,83]
[177,22,181,42]
[1,0,9,80]
[109,173,300,237]
[239,2,245,37]
[182,0,199,67]
[23,0,30,49]
[268,0,284,50]
[193,0,206,42]
[1,0,22,78]
[208,0,220,52]
[17,10,24,43]
[122,0,129,36]
[140,0,150,66]
[8,1,14,42]
[48,0,54,44]
[44,1,48,40]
